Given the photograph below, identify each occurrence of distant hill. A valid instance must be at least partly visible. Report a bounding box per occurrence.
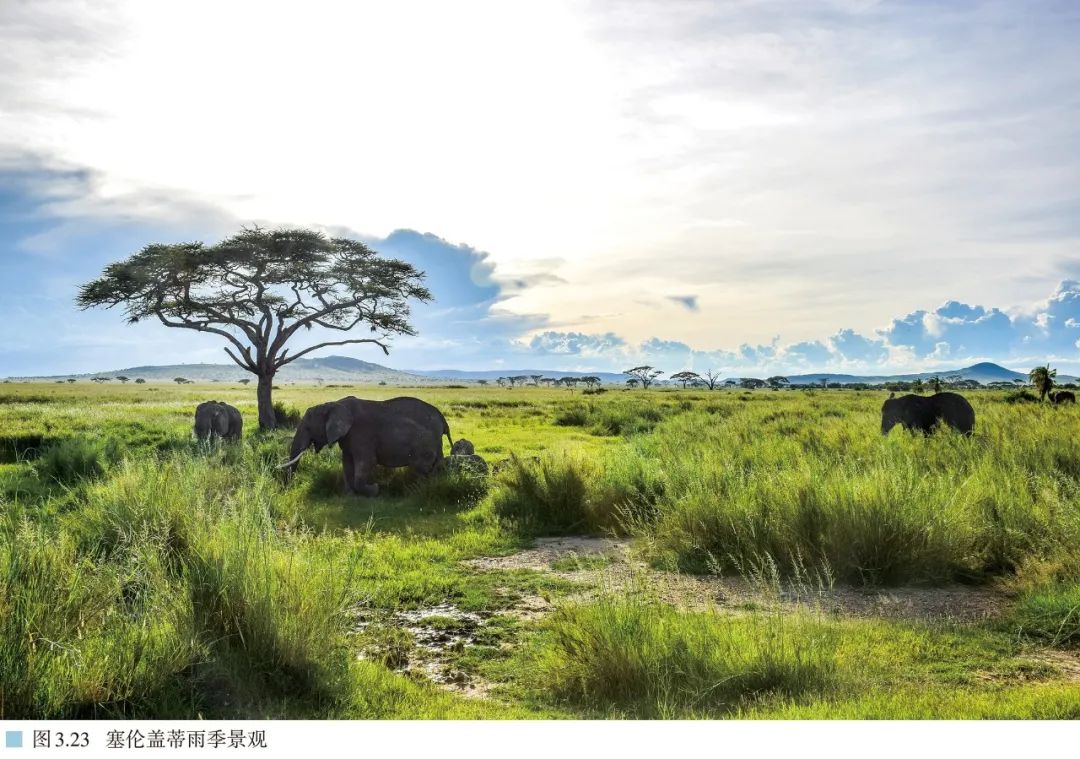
[7,358,1071,387]
[412,368,629,384]
[12,355,431,385]
[778,362,1067,386]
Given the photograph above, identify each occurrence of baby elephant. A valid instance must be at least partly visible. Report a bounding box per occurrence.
[1051,390,1076,405]
[194,400,243,441]
[448,438,488,475]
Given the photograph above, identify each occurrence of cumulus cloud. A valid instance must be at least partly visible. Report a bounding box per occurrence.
[527,331,626,356]
[830,328,889,364]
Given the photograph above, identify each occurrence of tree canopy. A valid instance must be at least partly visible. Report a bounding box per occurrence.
[77,227,430,428]
[624,366,663,389]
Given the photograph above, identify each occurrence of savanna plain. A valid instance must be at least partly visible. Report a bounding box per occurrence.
[2,382,1079,719]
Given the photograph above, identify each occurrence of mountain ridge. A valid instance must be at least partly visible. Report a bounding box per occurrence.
[6,356,1070,385]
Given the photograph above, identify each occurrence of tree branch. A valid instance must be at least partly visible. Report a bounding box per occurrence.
[275,338,389,368]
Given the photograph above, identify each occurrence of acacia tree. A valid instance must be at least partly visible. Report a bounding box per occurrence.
[766,375,790,390]
[77,227,430,429]
[624,366,663,389]
[699,369,723,390]
[670,370,701,389]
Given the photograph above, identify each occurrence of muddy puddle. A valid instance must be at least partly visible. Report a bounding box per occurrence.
[353,603,492,697]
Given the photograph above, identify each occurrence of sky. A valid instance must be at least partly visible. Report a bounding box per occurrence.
[2,0,1079,377]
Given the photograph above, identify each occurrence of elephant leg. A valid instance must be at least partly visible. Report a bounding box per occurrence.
[341,449,357,494]
[411,451,439,476]
[352,453,379,497]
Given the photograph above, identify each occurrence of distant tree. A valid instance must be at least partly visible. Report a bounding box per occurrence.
[1029,364,1057,402]
[238,378,251,386]
[134,378,146,384]
[559,377,580,391]
[912,378,924,394]
[174,377,190,385]
[91,377,110,383]
[626,378,639,389]
[670,370,701,389]
[929,376,943,394]
[54,380,65,384]
[699,370,723,390]
[496,377,507,388]
[529,374,544,386]
[77,226,430,429]
[510,375,530,388]
[624,366,663,389]
[115,375,130,384]
[723,379,738,388]
[66,378,76,384]
[739,377,766,390]
[580,376,602,389]
[765,376,790,390]
[477,379,489,386]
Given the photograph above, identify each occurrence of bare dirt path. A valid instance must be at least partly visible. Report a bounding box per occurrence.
[465,536,1011,624]
[364,535,1080,698]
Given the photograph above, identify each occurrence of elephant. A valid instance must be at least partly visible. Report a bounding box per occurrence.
[451,438,475,455]
[280,396,451,496]
[1051,390,1076,405]
[194,400,243,441]
[881,392,975,436]
[447,438,487,475]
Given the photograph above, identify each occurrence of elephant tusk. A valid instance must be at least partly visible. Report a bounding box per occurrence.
[277,450,306,469]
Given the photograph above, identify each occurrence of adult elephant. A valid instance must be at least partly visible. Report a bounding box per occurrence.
[280,396,451,496]
[194,400,243,441]
[1051,390,1076,405]
[881,392,975,436]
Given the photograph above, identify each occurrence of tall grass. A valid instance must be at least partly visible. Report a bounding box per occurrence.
[529,597,838,717]
[631,396,1080,584]
[1,453,356,717]
[490,452,664,535]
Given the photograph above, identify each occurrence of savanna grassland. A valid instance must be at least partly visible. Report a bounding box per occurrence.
[2,381,1079,719]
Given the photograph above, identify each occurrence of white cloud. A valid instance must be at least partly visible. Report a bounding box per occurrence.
[2,2,1080,373]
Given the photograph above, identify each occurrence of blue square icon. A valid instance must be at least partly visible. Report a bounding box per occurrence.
[5,731,22,748]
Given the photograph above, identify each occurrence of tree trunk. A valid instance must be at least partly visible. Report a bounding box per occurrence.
[257,371,276,430]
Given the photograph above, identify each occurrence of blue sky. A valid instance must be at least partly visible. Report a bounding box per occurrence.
[2,1,1079,377]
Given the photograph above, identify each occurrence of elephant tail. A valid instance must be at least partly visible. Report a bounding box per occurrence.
[443,420,453,449]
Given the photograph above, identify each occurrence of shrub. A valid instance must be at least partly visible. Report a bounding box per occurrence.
[491,454,640,534]
[492,455,595,534]
[1004,389,1039,404]
[554,405,591,427]
[34,437,124,486]
[273,401,302,428]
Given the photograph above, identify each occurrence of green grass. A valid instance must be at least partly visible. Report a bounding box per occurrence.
[2,382,1079,718]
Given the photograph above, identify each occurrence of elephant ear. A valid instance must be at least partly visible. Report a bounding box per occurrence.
[325,404,352,445]
[888,392,896,399]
